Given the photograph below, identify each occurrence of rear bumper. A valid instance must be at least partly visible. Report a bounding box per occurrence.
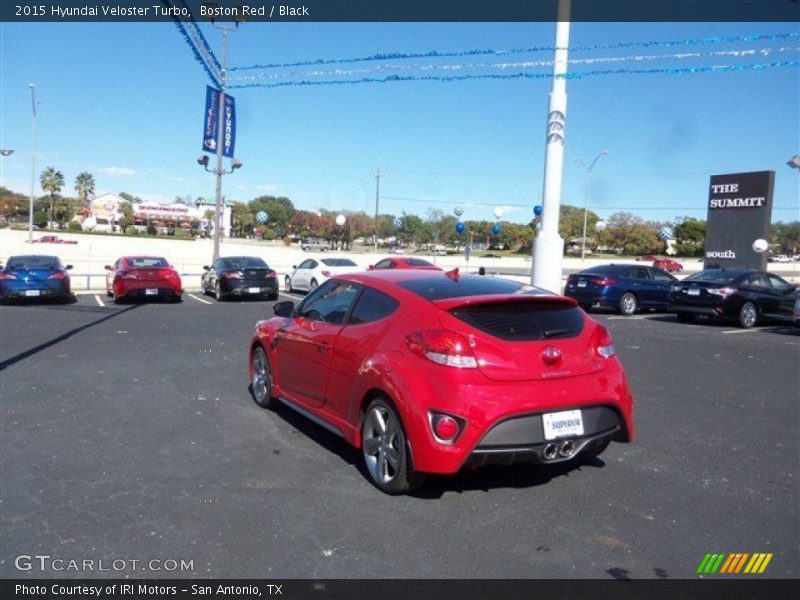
[0,281,70,299]
[668,302,725,318]
[221,278,278,297]
[115,279,182,299]
[564,290,617,308]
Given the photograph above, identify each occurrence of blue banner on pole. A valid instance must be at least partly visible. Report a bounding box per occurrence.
[202,86,236,158]
[202,86,219,154]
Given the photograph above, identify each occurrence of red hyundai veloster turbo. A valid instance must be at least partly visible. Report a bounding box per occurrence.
[105,256,183,303]
[249,270,635,494]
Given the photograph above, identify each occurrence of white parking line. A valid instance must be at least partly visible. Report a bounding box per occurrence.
[722,329,756,334]
[93,294,105,307]
[186,293,213,305]
[607,316,648,320]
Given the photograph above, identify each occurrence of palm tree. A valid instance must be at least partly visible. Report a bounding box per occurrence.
[74,171,95,210]
[39,167,64,227]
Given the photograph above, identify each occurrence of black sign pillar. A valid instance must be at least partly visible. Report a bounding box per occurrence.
[704,171,775,271]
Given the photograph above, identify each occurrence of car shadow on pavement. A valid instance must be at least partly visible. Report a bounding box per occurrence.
[264,398,606,496]
[647,314,799,336]
[0,304,141,372]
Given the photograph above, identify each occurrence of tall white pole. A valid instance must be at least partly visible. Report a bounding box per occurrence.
[212,29,228,262]
[532,0,570,293]
[27,83,37,243]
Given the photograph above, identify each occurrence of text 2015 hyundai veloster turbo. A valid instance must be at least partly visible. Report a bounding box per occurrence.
[248,270,635,494]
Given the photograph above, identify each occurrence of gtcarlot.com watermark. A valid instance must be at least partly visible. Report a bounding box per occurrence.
[15,554,194,573]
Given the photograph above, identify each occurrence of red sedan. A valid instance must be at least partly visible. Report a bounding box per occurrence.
[653,258,683,272]
[105,256,182,303]
[369,257,442,270]
[248,269,635,494]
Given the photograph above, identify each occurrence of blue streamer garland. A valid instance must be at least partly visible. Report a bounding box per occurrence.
[163,0,221,87]
[229,32,800,72]
[227,61,800,90]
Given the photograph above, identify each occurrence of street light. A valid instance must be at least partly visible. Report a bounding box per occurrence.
[788,155,800,170]
[0,149,13,157]
[575,150,608,261]
[201,6,244,262]
[27,83,37,243]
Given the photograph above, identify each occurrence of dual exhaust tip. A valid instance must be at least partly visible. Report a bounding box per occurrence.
[542,439,576,461]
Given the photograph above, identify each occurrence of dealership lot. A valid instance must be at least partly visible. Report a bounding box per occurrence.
[0,295,797,579]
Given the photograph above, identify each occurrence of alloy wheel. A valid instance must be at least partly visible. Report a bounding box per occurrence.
[251,347,275,409]
[362,405,402,486]
[620,293,637,316]
[739,303,757,328]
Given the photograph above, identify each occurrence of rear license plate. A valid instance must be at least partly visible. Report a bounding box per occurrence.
[247,287,261,294]
[577,280,587,288]
[25,290,41,297]
[542,409,584,440]
[687,288,700,296]
[145,288,158,295]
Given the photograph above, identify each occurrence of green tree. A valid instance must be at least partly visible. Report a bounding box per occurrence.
[597,212,662,255]
[119,191,143,204]
[231,201,255,238]
[771,221,800,254]
[558,204,601,244]
[673,217,706,257]
[119,201,135,228]
[74,171,95,210]
[40,167,65,227]
[250,196,295,236]
[0,187,28,220]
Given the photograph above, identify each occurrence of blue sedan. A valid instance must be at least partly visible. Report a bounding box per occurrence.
[0,255,73,303]
[564,264,677,315]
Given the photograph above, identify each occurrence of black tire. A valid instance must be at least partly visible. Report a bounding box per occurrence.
[738,302,758,329]
[618,292,638,316]
[579,303,592,313]
[285,276,293,293]
[361,398,425,495]
[106,288,113,298]
[250,346,278,410]
[309,279,318,292]
[215,281,225,302]
[676,312,695,323]
[268,292,279,301]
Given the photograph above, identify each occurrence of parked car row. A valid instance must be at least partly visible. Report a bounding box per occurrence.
[565,263,798,328]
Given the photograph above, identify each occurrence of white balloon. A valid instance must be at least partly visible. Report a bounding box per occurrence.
[335,214,346,227]
[595,220,607,232]
[752,238,769,253]
[493,207,504,220]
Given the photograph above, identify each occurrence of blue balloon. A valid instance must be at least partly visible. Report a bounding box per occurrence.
[455,222,466,234]
[533,205,543,217]
[256,210,269,224]
[492,223,501,236]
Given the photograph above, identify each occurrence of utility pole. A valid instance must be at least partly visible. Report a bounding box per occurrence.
[211,28,229,262]
[532,0,570,293]
[374,167,381,252]
[27,83,37,243]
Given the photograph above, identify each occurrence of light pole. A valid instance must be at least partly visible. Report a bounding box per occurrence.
[204,8,244,261]
[788,155,800,170]
[374,167,381,253]
[532,0,571,293]
[576,150,608,261]
[27,83,37,243]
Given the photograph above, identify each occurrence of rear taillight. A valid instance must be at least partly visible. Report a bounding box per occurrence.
[709,287,736,298]
[47,271,68,280]
[120,271,138,280]
[321,270,333,278]
[0,271,17,280]
[595,325,616,358]
[265,270,276,279]
[405,329,478,369]
[223,271,244,279]
[429,412,464,444]
[163,270,178,279]
[594,277,617,286]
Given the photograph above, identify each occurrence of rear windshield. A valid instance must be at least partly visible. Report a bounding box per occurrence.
[451,302,584,341]
[321,258,357,267]
[398,275,548,301]
[685,269,742,283]
[577,265,626,275]
[6,255,61,269]
[127,257,169,268]
[225,257,268,269]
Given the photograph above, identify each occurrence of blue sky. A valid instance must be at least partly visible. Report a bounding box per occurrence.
[1,21,798,224]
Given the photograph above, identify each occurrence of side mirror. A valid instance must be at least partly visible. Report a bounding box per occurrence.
[65,265,73,270]
[292,265,297,270]
[104,265,112,271]
[273,301,295,317]
[203,265,210,271]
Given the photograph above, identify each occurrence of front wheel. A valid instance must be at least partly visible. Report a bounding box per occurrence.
[676,312,695,323]
[251,346,277,410]
[284,276,293,293]
[619,292,638,316]
[738,302,758,329]
[361,399,423,495]
[215,281,225,301]
[309,279,318,292]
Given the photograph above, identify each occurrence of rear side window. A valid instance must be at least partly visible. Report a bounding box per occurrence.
[322,258,358,267]
[398,275,548,301]
[349,288,400,325]
[451,302,584,341]
[406,258,434,267]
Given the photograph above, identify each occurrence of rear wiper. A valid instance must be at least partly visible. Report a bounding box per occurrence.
[543,328,572,338]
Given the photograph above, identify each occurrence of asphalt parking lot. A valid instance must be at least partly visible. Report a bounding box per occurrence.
[0,293,797,579]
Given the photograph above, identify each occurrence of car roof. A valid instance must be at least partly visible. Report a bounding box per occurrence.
[576,264,636,275]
